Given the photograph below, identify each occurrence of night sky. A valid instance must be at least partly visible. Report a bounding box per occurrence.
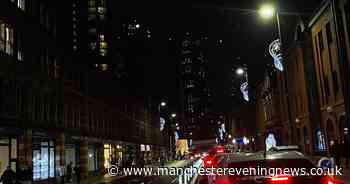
[112,0,323,113]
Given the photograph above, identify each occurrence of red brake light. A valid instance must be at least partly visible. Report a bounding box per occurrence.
[203,156,216,168]
[269,176,290,184]
[323,178,342,184]
[216,147,224,153]
[205,159,212,165]
[271,176,289,181]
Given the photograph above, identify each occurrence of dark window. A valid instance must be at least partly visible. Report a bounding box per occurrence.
[326,23,333,44]
[346,2,350,45]
[324,76,330,103]
[332,71,339,95]
[318,31,324,50]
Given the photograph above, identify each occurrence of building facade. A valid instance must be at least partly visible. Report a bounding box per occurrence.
[0,0,162,183]
[256,0,350,155]
[180,34,211,141]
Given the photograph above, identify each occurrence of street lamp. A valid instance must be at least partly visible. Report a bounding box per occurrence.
[259,3,282,45]
[260,3,295,144]
[171,113,176,118]
[160,102,167,107]
[259,4,275,19]
[236,68,245,76]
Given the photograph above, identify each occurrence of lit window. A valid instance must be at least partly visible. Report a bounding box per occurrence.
[100,42,107,49]
[0,21,14,55]
[101,64,108,71]
[99,35,105,41]
[17,0,25,11]
[89,42,97,50]
[17,38,24,61]
[100,49,107,56]
[98,7,106,14]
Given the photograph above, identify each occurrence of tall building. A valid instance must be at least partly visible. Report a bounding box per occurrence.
[180,34,211,141]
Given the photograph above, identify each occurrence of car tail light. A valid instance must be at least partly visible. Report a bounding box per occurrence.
[215,176,231,184]
[268,176,290,184]
[323,177,343,184]
[216,148,224,153]
[203,156,216,168]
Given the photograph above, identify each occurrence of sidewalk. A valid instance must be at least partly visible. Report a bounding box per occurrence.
[68,174,124,184]
[68,160,182,184]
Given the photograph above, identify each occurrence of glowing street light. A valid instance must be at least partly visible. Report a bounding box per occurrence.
[171,113,176,118]
[259,4,275,19]
[135,24,140,28]
[160,102,166,107]
[236,68,245,76]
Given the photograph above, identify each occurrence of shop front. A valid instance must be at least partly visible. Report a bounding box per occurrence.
[87,144,99,174]
[32,132,55,182]
[0,137,17,175]
[65,136,80,167]
[0,127,21,175]
[103,143,123,169]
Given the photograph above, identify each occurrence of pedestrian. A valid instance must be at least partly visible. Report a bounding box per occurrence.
[26,165,32,184]
[66,162,73,183]
[59,165,65,184]
[74,164,81,184]
[0,165,16,184]
[17,165,29,184]
[160,155,165,166]
[330,139,341,167]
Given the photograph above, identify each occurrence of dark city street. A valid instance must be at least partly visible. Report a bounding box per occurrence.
[1,0,350,183]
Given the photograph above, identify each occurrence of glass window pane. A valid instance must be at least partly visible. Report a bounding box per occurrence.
[40,147,48,179]
[11,139,17,159]
[33,150,41,180]
[49,148,54,178]
[0,138,9,144]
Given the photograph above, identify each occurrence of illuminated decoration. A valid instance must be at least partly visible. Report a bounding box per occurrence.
[140,144,145,152]
[243,137,249,145]
[217,122,226,141]
[176,139,189,156]
[240,82,249,102]
[318,157,334,169]
[174,131,179,143]
[269,39,284,71]
[265,133,277,151]
[317,130,326,151]
[232,138,236,144]
[160,117,165,131]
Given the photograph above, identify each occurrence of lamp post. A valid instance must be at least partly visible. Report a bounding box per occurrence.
[169,113,177,159]
[259,3,295,145]
[158,101,167,159]
[236,65,249,102]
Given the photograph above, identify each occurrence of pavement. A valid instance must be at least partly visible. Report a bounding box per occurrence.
[65,159,191,184]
